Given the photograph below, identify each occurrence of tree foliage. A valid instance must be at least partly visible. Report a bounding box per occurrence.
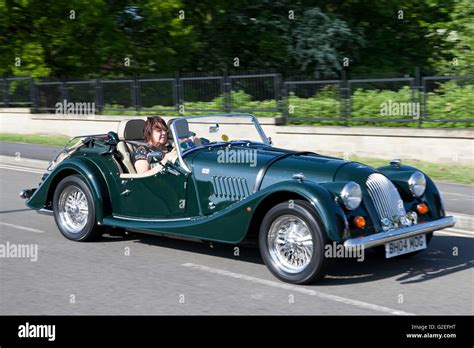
[0,0,470,78]
[429,0,474,75]
[0,0,196,78]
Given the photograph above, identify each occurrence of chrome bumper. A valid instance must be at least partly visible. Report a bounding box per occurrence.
[19,188,36,199]
[344,216,455,249]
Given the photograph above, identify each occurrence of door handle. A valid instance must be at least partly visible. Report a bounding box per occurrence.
[121,189,131,196]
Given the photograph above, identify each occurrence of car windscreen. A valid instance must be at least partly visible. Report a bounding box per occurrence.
[174,116,267,153]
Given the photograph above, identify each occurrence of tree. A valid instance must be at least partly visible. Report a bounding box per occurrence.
[0,0,197,78]
[315,0,454,77]
[179,1,361,78]
[430,0,474,75]
[0,0,467,78]
[287,8,358,78]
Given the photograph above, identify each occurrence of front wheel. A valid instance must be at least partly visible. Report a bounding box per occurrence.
[259,200,328,284]
[53,175,102,242]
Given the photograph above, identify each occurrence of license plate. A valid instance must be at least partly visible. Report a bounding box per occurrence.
[385,234,427,258]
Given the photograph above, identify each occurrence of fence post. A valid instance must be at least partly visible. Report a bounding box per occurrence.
[133,75,140,113]
[175,71,182,114]
[281,78,288,124]
[274,73,282,119]
[415,67,423,128]
[223,71,231,113]
[30,77,39,113]
[172,75,178,114]
[420,76,426,129]
[340,70,349,127]
[95,79,103,114]
[60,77,68,108]
[3,78,9,107]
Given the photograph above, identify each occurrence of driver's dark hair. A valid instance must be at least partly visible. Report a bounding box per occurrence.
[144,116,168,143]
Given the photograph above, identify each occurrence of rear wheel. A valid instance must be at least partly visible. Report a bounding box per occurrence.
[53,175,102,241]
[259,200,328,284]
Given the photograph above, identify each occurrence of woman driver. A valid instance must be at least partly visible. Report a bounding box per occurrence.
[134,117,177,174]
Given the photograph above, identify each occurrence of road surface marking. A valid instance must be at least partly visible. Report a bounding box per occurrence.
[446,227,473,233]
[0,164,45,174]
[0,222,45,233]
[435,229,474,238]
[182,262,415,316]
[441,191,474,199]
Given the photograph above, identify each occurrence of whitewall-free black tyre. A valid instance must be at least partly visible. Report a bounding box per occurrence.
[53,175,102,242]
[259,200,328,284]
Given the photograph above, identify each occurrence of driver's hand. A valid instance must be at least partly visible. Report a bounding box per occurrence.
[160,148,178,165]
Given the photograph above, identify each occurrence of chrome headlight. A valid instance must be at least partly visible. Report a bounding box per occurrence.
[340,182,362,210]
[408,171,426,197]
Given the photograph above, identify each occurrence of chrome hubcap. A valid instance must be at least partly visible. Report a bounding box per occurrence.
[58,186,89,234]
[267,215,313,274]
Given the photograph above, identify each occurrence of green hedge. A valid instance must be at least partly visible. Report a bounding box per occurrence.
[101,82,473,128]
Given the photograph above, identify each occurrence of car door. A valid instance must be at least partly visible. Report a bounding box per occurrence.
[113,164,197,219]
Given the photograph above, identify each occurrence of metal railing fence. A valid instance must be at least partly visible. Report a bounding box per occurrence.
[1,72,472,126]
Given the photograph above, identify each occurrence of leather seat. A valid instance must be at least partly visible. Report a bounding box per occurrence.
[117,119,146,174]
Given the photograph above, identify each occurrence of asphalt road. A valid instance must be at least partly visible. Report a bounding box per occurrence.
[0,159,473,315]
[0,141,63,161]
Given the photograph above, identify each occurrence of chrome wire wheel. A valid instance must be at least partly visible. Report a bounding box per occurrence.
[267,214,314,274]
[58,186,89,234]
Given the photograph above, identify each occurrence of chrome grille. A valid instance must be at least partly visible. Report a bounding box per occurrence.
[366,173,408,229]
[212,176,249,201]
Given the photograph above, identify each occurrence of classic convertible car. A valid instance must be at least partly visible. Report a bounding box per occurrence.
[20,114,455,284]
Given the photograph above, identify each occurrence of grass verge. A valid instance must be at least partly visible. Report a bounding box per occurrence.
[352,156,473,185]
[0,133,70,147]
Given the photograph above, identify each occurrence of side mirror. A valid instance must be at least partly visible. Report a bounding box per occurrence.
[147,150,164,164]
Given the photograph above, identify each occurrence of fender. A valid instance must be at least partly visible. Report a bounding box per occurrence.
[378,164,445,219]
[255,180,348,242]
[26,156,110,222]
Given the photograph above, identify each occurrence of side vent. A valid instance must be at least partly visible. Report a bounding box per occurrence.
[212,176,250,201]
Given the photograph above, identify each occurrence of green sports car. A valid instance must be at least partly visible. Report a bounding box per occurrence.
[20,114,455,284]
